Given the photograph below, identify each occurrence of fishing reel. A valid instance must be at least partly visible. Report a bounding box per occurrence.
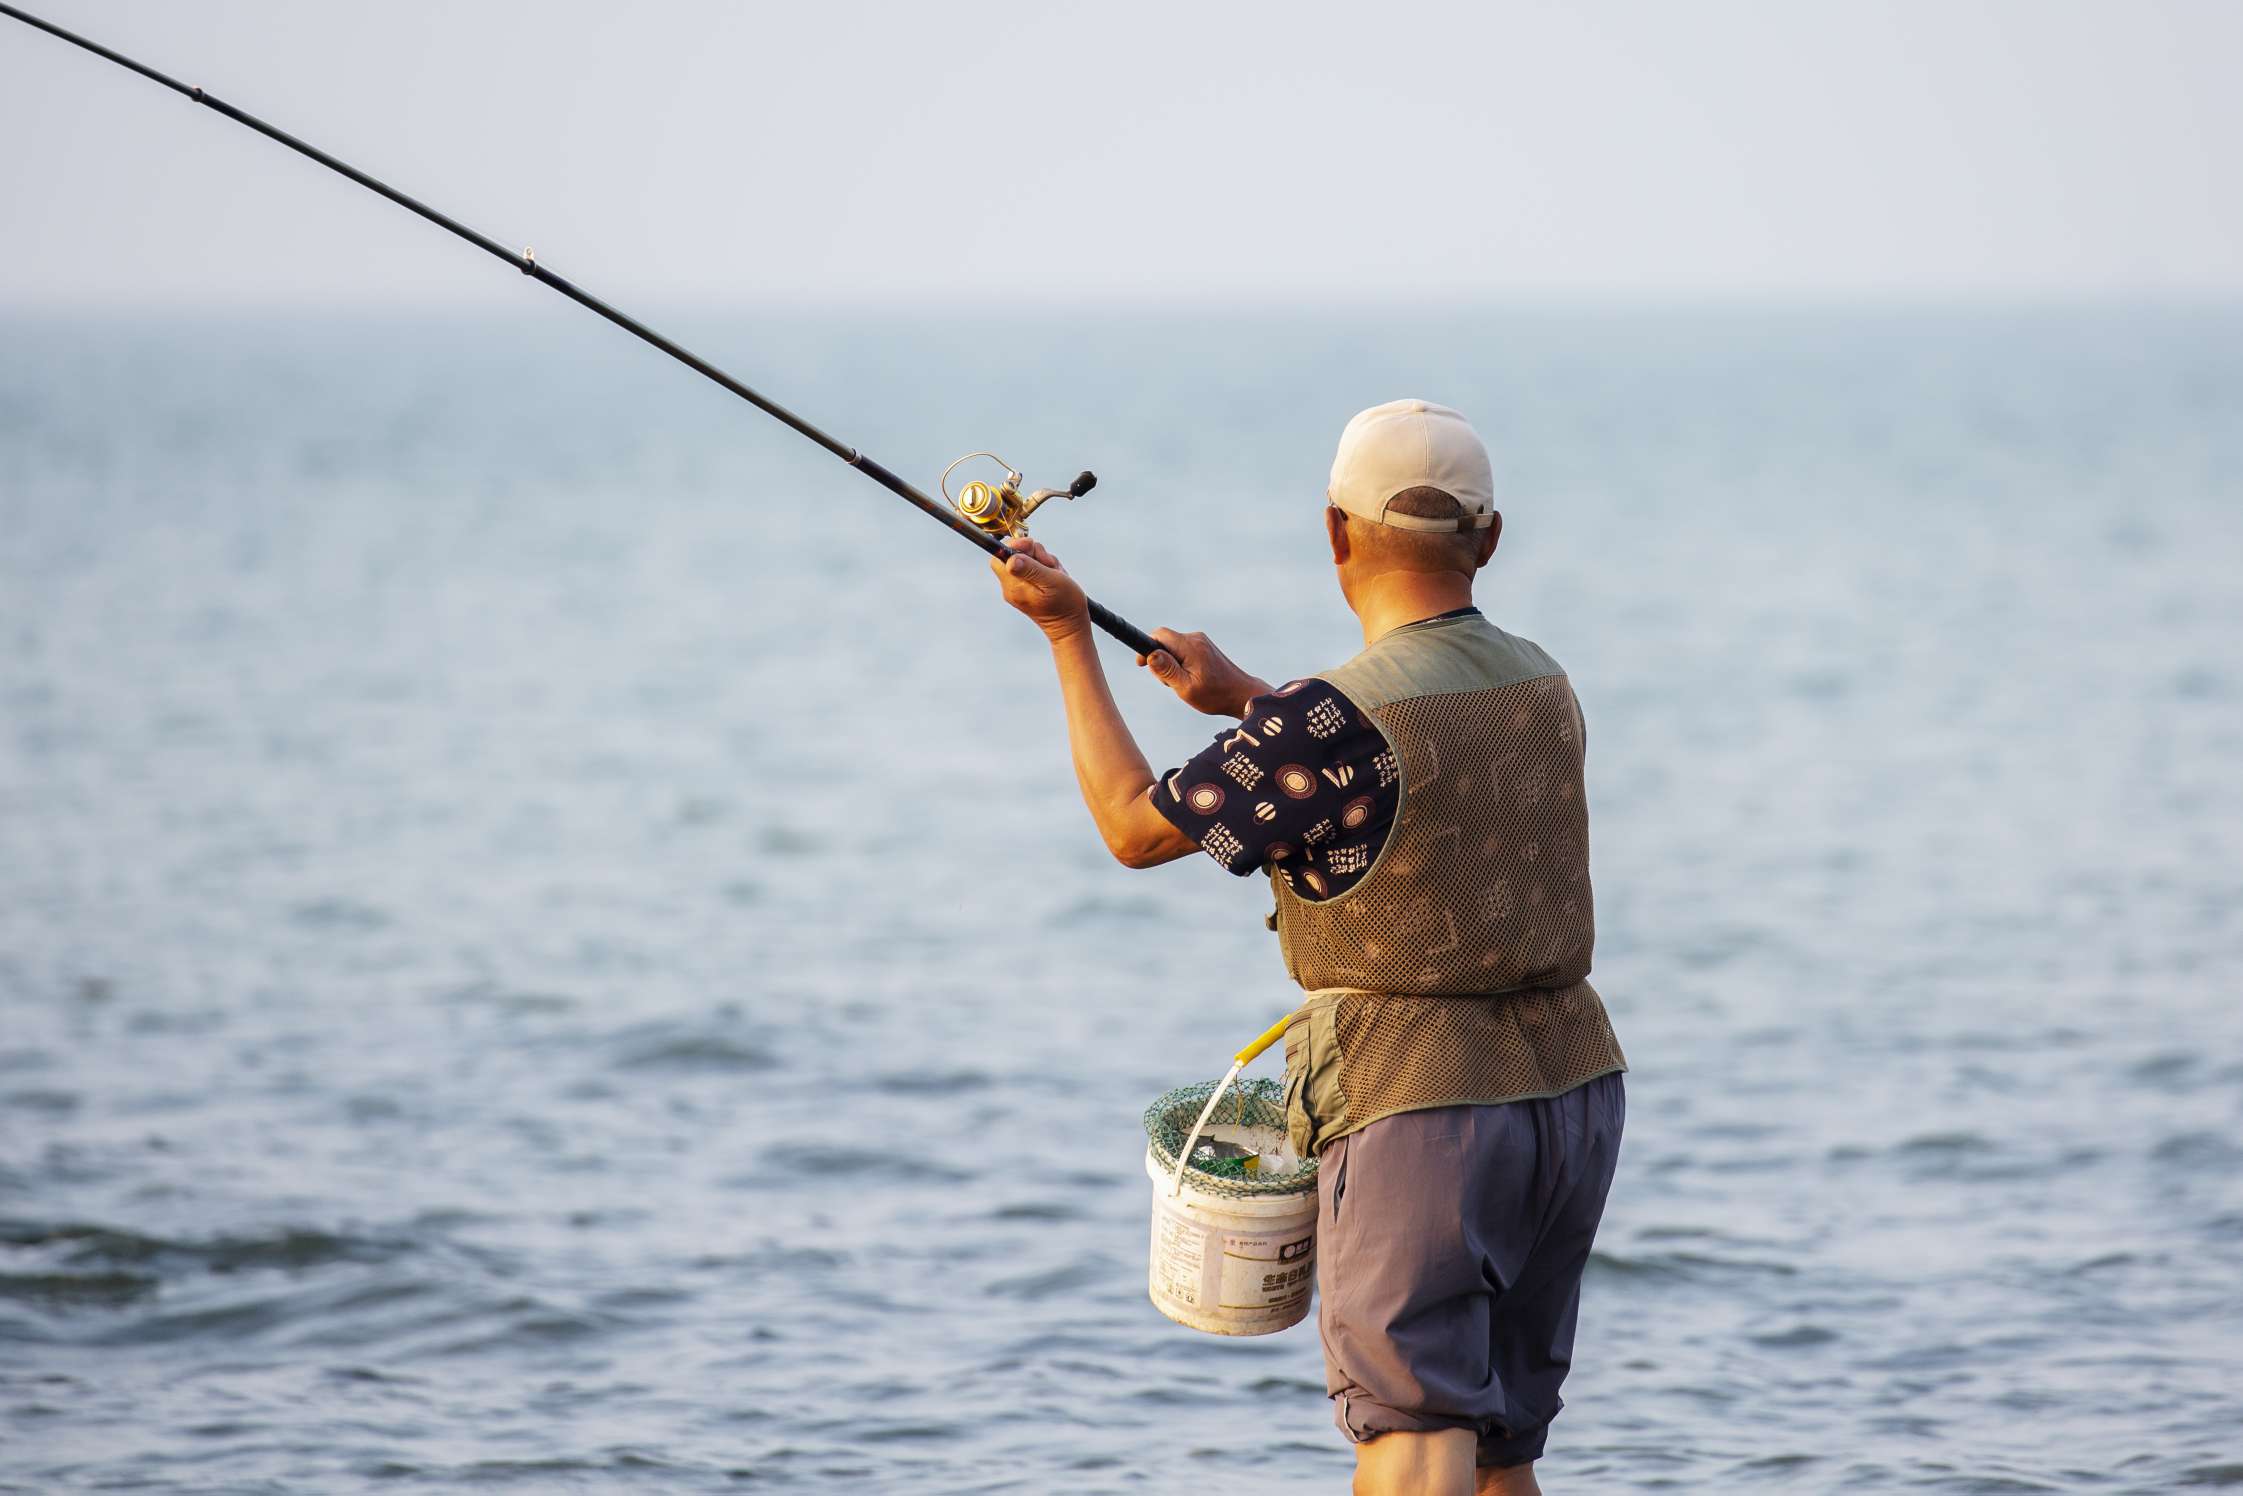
[940,452,1098,541]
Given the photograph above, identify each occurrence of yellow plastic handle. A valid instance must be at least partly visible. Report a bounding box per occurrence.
[1234,1012,1296,1067]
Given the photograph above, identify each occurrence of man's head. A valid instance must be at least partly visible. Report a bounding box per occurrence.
[1323,400,1501,610]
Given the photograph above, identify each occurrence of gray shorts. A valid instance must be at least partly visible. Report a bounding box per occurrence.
[1316,1072,1625,1467]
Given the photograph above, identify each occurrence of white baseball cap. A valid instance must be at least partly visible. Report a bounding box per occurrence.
[1326,399,1496,532]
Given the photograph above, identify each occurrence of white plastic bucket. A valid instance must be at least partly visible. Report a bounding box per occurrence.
[1144,1139,1317,1336]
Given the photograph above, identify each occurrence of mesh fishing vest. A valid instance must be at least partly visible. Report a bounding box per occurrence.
[1278,612,1627,1155]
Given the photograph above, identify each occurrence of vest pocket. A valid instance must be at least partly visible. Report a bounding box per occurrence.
[1284,1000,1351,1157]
[1282,1019,1313,1158]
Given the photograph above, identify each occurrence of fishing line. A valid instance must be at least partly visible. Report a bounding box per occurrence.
[0,2,1158,658]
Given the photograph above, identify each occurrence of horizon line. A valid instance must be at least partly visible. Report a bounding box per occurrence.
[6,287,2243,319]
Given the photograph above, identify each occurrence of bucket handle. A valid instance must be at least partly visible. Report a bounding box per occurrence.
[1167,1013,1294,1198]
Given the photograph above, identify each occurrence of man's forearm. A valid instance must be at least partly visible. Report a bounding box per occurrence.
[1046,625,1156,832]
[988,539,1194,867]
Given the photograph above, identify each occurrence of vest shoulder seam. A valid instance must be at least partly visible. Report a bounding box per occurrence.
[1314,623,1567,712]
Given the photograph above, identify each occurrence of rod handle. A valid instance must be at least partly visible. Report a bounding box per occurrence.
[993,540,1156,657]
[1088,599,1158,658]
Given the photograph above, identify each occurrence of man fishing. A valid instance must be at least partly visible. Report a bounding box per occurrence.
[992,400,1628,1496]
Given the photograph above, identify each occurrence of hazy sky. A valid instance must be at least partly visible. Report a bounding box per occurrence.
[4,0,2240,307]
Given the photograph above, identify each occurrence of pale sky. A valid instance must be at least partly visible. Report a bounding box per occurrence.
[3,0,2240,307]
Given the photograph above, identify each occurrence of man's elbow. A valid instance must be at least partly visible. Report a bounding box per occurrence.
[1104,829,1183,870]
[1099,792,1191,869]
[1105,835,1164,870]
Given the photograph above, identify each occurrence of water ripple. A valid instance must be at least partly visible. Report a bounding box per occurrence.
[3,306,2240,1491]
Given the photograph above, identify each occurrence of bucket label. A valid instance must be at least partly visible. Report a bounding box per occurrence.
[1145,1149,1318,1336]
[1152,1211,1215,1309]
[1149,1204,1317,1330]
[1219,1228,1314,1317]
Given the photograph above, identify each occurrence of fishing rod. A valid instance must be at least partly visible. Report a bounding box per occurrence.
[1,2,1159,658]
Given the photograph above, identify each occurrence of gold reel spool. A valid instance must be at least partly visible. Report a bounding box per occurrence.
[941,452,1098,540]
[955,476,1026,535]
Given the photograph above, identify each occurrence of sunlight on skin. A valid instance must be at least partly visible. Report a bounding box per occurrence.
[1351,1429,1546,1496]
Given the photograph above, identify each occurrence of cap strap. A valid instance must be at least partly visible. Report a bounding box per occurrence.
[1371,506,1496,533]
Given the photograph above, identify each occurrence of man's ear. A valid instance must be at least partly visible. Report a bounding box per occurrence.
[1326,505,1352,566]
[1474,513,1502,570]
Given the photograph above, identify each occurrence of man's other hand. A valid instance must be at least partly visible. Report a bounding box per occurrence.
[1137,628,1274,719]
[991,538,1090,640]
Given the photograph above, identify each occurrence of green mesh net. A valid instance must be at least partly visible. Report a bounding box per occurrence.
[1143,1077,1319,1200]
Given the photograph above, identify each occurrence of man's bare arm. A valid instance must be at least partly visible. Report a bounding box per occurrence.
[1046,628,1198,868]
[991,539,1197,869]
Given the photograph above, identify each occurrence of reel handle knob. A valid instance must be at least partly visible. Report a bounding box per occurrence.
[1069,470,1098,499]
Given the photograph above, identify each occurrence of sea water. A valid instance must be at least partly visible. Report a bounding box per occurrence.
[2,304,2240,1491]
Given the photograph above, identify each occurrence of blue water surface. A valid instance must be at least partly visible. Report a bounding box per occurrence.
[2,304,2240,1491]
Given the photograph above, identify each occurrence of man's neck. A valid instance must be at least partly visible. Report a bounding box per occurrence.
[1355,572,1477,646]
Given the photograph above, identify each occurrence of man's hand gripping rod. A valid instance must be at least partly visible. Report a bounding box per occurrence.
[0,1,1161,661]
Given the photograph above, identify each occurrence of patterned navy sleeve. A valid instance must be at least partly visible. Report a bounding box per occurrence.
[1151,678,1400,901]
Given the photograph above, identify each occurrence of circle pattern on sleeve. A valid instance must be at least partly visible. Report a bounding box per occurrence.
[1153,679,1399,901]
